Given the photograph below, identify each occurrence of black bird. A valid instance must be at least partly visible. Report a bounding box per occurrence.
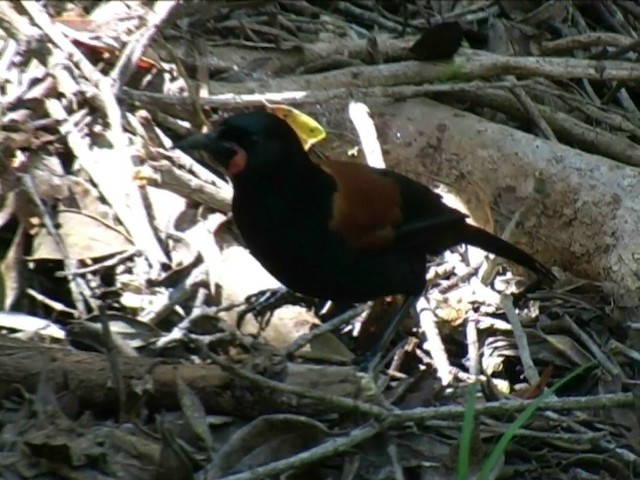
[175,111,554,366]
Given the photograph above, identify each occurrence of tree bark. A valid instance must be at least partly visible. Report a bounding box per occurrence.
[0,337,365,417]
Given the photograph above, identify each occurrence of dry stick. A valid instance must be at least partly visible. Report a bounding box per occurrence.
[3,220,25,311]
[195,35,211,98]
[109,0,178,90]
[500,294,539,385]
[560,315,622,379]
[239,21,299,45]
[142,123,214,183]
[132,110,165,148]
[525,81,640,138]
[391,392,633,425]
[539,86,636,139]
[0,191,16,230]
[207,340,633,422]
[25,288,78,315]
[619,0,640,18]
[194,373,632,480]
[155,31,212,132]
[0,2,41,44]
[466,314,480,377]
[348,101,386,169]
[608,338,640,364]
[40,23,126,150]
[98,305,127,421]
[284,304,367,357]
[66,320,138,357]
[205,49,640,96]
[123,35,640,117]
[179,214,227,306]
[572,4,638,116]
[505,74,557,142]
[16,173,89,317]
[436,264,480,295]
[593,2,640,114]
[439,1,499,23]
[415,296,453,385]
[141,263,209,326]
[47,99,168,274]
[366,0,423,30]
[334,1,405,33]
[570,7,610,106]
[198,422,383,480]
[388,337,413,374]
[600,1,637,39]
[341,455,361,480]
[55,249,141,277]
[385,437,405,480]
[141,67,631,169]
[540,32,637,55]
[543,408,614,439]
[600,82,625,106]
[22,1,168,268]
[157,322,237,352]
[131,110,232,213]
[481,192,540,281]
[603,37,640,60]
[138,158,232,212]
[121,79,531,110]
[19,1,104,88]
[481,425,608,441]
[299,29,416,64]
[204,349,388,417]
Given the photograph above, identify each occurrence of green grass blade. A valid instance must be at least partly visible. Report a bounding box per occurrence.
[457,381,479,480]
[478,362,594,480]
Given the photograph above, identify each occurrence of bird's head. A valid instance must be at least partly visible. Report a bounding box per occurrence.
[173,110,306,179]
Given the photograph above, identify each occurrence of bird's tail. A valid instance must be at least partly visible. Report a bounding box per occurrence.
[459,223,555,282]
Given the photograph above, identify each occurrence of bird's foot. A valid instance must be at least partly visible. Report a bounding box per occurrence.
[236,287,316,330]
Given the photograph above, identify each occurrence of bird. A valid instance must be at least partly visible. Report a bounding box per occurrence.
[174,110,554,366]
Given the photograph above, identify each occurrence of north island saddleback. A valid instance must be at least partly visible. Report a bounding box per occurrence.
[175,110,555,369]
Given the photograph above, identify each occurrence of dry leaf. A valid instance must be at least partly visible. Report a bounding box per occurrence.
[30,209,134,260]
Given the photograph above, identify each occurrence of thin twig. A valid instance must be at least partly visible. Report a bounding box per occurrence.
[99,304,127,421]
[284,304,367,357]
[391,392,633,425]
[415,296,453,385]
[17,173,90,317]
[121,79,535,111]
[348,101,386,169]
[109,1,179,89]
[505,75,557,142]
[55,249,141,276]
[500,294,539,385]
[203,346,388,418]
[197,421,382,480]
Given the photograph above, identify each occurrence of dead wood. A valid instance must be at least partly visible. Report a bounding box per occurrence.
[0,336,365,417]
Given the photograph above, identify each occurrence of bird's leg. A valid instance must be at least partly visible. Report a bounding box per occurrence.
[236,287,317,330]
[356,293,421,373]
